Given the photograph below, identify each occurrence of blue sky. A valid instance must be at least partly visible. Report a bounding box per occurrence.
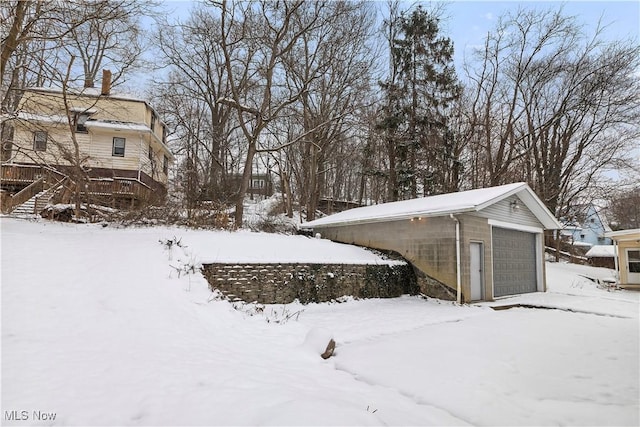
[439,1,640,67]
[155,0,639,68]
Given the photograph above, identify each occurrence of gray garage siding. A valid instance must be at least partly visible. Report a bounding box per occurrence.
[492,227,537,297]
[473,197,541,228]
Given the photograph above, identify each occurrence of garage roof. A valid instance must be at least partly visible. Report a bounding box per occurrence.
[302,182,561,230]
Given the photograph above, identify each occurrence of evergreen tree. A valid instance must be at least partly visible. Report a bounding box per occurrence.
[379,5,461,200]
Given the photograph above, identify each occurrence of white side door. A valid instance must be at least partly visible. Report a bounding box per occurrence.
[625,249,640,284]
[470,242,484,301]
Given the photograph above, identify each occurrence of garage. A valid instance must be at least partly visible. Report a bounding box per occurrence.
[302,182,561,303]
[492,227,538,297]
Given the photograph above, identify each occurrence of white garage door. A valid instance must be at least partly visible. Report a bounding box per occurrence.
[492,227,537,297]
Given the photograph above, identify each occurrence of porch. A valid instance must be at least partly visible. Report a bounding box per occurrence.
[1,163,158,213]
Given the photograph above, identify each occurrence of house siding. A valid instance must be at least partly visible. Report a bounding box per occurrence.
[20,90,148,125]
[472,196,541,228]
[563,204,612,247]
[609,231,640,286]
[10,124,146,177]
[86,130,144,172]
[10,122,68,166]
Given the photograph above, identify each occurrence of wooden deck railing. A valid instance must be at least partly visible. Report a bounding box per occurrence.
[2,164,157,211]
[2,164,45,183]
[86,179,152,200]
[1,164,67,184]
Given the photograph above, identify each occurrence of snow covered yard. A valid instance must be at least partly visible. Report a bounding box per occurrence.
[1,217,638,426]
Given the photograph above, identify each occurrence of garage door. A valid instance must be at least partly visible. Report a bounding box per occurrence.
[492,227,537,297]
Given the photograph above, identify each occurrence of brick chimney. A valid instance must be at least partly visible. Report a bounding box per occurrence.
[101,70,112,96]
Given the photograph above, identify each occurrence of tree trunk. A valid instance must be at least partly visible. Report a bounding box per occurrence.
[234,142,256,227]
[0,0,28,84]
[281,170,294,218]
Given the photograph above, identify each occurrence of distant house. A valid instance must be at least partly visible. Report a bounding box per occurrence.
[560,203,612,248]
[222,172,274,199]
[1,70,174,213]
[605,229,640,288]
[301,183,561,303]
[248,173,274,197]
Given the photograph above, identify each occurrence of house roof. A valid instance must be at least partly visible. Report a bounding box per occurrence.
[605,228,640,242]
[563,202,612,232]
[301,182,561,230]
[26,86,148,104]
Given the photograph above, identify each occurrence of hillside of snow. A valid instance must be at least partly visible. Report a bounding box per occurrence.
[1,216,638,426]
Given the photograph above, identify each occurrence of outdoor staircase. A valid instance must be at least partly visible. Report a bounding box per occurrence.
[11,190,51,215]
[3,170,71,215]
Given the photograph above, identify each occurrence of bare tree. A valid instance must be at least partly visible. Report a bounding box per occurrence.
[281,0,378,220]
[464,6,640,215]
[64,0,156,89]
[214,0,332,227]
[154,6,234,210]
[607,186,640,230]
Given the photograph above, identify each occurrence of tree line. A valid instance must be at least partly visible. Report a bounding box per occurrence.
[2,0,639,228]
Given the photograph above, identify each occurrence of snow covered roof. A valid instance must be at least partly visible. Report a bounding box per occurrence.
[605,228,640,242]
[560,227,582,235]
[85,120,149,132]
[12,112,148,132]
[585,245,615,258]
[572,241,593,248]
[302,182,561,230]
[22,86,167,132]
[13,111,69,124]
[26,86,146,103]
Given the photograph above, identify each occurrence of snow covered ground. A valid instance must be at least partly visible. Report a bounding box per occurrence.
[1,216,638,426]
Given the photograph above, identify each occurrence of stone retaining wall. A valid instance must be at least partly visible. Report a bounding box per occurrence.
[201,262,419,304]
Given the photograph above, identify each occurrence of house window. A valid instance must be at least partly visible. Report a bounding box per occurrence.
[150,112,157,131]
[112,137,126,157]
[148,145,154,162]
[33,131,47,151]
[252,179,265,189]
[162,125,167,144]
[163,155,168,175]
[74,113,90,133]
[628,250,640,273]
